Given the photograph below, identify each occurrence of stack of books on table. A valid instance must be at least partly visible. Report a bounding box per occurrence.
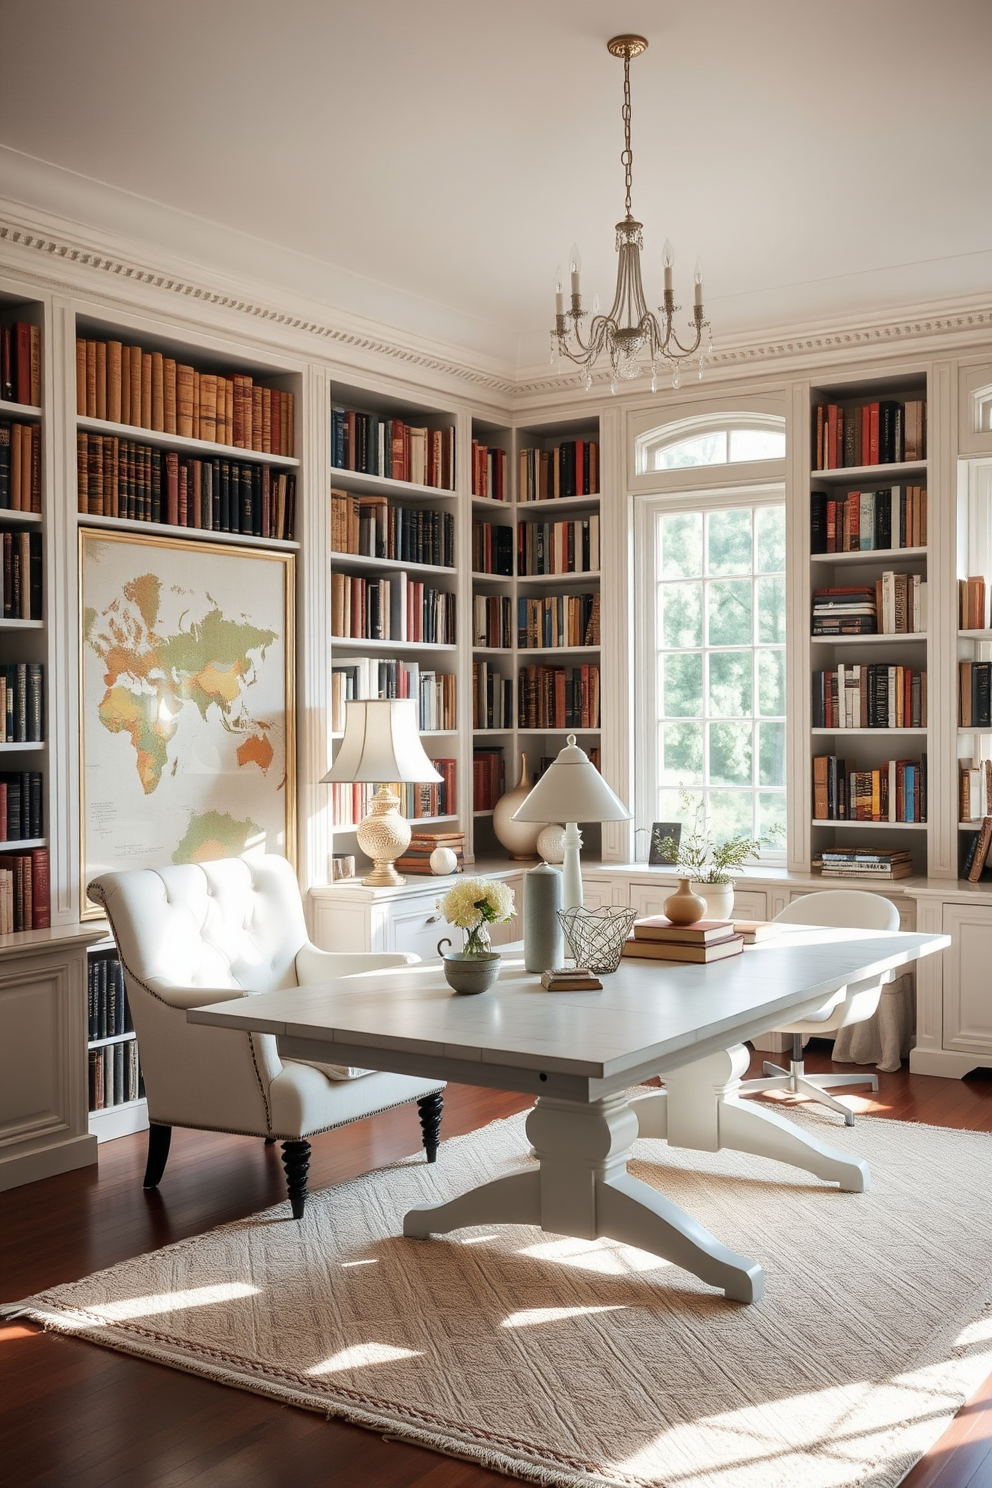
[541,967,603,991]
[621,917,745,963]
[812,848,914,880]
[394,830,464,876]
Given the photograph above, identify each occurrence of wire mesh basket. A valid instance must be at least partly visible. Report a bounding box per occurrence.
[557,905,638,974]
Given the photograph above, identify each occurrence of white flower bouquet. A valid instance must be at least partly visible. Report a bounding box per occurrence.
[437,876,516,955]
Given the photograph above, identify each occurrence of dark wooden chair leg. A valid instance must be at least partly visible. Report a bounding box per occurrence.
[281,1140,311,1219]
[143,1124,172,1189]
[264,1137,277,1145]
[417,1091,443,1163]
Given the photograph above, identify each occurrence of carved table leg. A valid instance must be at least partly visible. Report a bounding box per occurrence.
[417,1090,443,1163]
[281,1139,311,1220]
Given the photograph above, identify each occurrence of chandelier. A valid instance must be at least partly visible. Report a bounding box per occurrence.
[552,34,712,393]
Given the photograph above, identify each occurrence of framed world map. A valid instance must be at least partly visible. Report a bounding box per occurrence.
[79,529,295,915]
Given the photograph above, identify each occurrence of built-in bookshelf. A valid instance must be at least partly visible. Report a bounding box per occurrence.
[807,374,931,879]
[470,418,515,835]
[329,384,461,848]
[73,315,301,549]
[87,940,147,1142]
[955,462,992,880]
[0,292,50,929]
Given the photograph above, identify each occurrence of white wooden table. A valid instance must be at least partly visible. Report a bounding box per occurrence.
[189,926,947,1303]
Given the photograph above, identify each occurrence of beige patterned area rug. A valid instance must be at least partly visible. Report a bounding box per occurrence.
[8,1110,992,1488]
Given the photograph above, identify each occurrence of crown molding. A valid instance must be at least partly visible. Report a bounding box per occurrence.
[1,195,990,414]
[0,198,518,404]
[514,296,992,403]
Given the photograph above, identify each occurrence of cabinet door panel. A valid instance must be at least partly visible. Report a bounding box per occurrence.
[941,903,992,1054]
[732,890,767,921]
[391,896,446,960]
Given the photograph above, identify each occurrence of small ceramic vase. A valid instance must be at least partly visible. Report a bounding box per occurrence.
[693,880,734,921]
[492,753,545,860]
[663,877,708,926]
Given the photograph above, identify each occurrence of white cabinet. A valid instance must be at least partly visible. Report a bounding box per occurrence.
[937,901,992,1057]
[391,893,447,959]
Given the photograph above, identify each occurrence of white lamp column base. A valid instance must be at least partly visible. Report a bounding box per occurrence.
[355,785,411,887]
[561,821,584,912]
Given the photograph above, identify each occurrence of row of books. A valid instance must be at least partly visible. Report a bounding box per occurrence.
[518,516,600,576]
[519,441,599,500]
[75,338,294,454]
[330,658,456,734]
[331,406,455,490]
[473,747,505,810]
[0,530,42,621]
[472,521,514,576]
[812,848,914,881]
[813,754,927,822]
[812,665,927,729]
[0,772,43,843]
[473,662,513,731]
[88,955,131,1040]
[330,490,455,568]
[959,576,992,632]
[810,487,927,553]
[959,759,992,822]
[811,574,926,635]
[518,592,601,650]
[962,818,992,882]
[472,441,508,501]
[0,847,50,930]
[329,573,456,644]
[0,421,41,513]
[329,763,456,827]
[2,322,41,408]
[0,663,43,744]
[473,594,512,649]
[518,663,600,731]
[812,398,927,470]
[959,662,992,728]
[89,1039,142,1112]
[395,829,465,876]
[76,435,296,539]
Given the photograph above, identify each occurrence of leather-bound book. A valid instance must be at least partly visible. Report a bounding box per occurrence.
[103,436,118,518]
[128,346,142,427]
[261,387,272,454]
[119,345,131,424]
[176,364,194,437]
[251,385,263,452]
[165,451,179,526]
[75,432,88,513]
[199,373,217,442]
[140,352,152,429]
[163,357,177,433]
[14,324,32,406]
[106,340,122,424]
[84,340,97,419]
[75,339,87,416]
[95,341,107,420]
[151,351,164,431]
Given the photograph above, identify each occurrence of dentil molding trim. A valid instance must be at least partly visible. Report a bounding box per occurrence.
[1,199,991,403]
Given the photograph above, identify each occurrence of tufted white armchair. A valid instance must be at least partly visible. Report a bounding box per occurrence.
[87,855,445,1219]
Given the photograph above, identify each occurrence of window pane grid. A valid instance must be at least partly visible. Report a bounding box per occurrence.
[654,504,785,847]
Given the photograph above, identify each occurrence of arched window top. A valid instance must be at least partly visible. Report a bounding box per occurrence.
[636,412,786,474]
[974,384,992,435]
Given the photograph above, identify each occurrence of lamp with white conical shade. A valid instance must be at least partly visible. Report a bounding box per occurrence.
[511,734,631,911]
[322,699,443,887]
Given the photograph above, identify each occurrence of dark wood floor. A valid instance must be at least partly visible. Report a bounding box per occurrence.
[4,1051,992,1487]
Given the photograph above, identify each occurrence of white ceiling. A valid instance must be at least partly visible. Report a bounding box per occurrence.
[1,0,990,375]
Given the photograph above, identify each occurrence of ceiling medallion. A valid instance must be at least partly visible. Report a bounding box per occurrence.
[551,34,713,394]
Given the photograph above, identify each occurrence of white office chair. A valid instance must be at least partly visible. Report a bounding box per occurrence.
[88,855,446,1219]
[738,889,900,1126]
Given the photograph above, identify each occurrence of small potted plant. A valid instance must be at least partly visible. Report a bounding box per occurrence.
[655,788,762,921]
[436,877,516,993]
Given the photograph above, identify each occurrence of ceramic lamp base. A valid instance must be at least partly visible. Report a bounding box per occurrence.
[356,785,411,887]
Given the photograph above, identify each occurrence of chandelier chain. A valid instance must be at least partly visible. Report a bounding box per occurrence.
[621,50,633,218]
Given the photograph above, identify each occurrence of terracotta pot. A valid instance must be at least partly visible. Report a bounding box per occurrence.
[663,878,708,926]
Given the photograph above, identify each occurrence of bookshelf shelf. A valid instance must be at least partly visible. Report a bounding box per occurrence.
[517,570,601,586]
[0,619,43,630]
[811,546,928,568]
[811,818,927,830]
[811,460,928,485]
[518,493,601,511]
[76,512,299,551]
[811,632,928,646]
[330,636,456,653]
[77,414,299,468]
[811,727,927,736]
[88,1029,137,1050]
[331,550,455,578]
[0,838,45,850]
[0,511,41,528]
[330,466,456,502]
[471,571,514,583]
[519,644,601,657]
[0,398,41,420]
[0,741,44,753]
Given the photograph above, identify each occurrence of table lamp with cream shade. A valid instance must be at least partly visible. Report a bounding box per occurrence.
[511,734,631,911]
[322,698,442,887]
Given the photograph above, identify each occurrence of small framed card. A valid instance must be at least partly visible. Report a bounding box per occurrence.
[648,822,681,866]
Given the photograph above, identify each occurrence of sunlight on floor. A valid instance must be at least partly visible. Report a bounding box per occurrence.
[0,1324,37,1342]
[517,1234,671,1274]
[457,1233,500,1244]
[307,1342,421,1375]
[502,1305,626,1329]
[76,1282,260,1323]
[339,1258,378,1268]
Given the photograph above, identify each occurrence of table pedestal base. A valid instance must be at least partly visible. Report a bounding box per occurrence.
[630,1044,870,1193]
[403,1090,765,1303]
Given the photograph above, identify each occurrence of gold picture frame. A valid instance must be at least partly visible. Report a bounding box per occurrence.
[79,528,295,917]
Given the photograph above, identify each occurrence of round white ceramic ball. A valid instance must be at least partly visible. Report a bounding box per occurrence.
[536,823,566,864]
[430,846,459,875]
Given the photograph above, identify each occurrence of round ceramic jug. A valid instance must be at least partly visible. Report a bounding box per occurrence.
[663,878,707,926]
[492,753,545,860]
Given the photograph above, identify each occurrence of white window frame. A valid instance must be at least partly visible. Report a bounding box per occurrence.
[634,478,787,866]
[635,410,787,475]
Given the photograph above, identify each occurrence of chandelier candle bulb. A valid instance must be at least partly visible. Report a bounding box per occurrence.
[555,271,565,319]
[694,259,704,307]
[664,240,674,296]
[570,246,582,298]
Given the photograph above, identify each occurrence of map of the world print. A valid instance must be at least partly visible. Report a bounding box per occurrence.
[80,530,294,904]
